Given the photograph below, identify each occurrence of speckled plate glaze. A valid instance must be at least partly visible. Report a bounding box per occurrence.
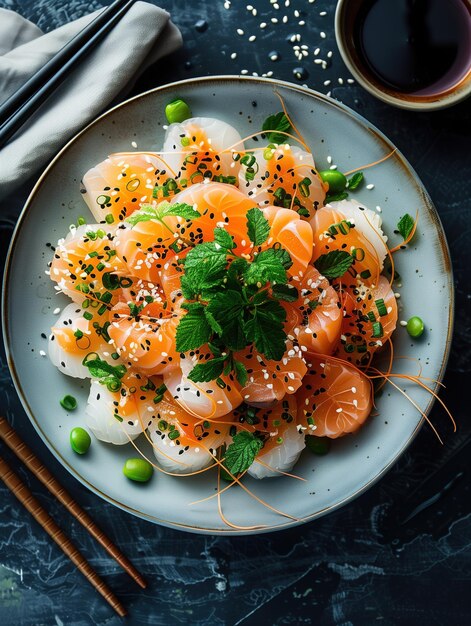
[2,77,453,534]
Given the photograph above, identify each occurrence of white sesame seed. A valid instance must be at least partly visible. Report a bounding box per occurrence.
[376,205,382,212]
[249,35,256,42]
[327,155,332,164]
[338,77,344,85]
[271,17,278,23]
[241,69,248,74]
[237,28,244,35]
[39,350,46,357]
[260,21,267,28]
[320,11,327,16]
[323,79,331,86]
[400,320,407,326]
[314,58,323,64]
[366,183,375,190]
[53,307,61,315]
[347,78,355,84]
[314,47,320,55]
[230,52,237,59]
[131,141,137,148]
[329,164,338,170]
[299,20,305,25]
[320,31,326,38]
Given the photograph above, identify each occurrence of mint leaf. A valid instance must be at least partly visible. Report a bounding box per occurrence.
[246,207,270,246]
[206,291,247,350]
[397,213,415,240]
[214,227,235,250]
[262,112,292,144]
[82,355,126,381]
[226,257,249,290]
[175,306,212,352]
[82,355,126,391]
[245,299,287,361]
[266,245,293,270]
[187,357,225,383]
[272,283,299,302]
[183,242,228,292]
[347,172,364,191]
[314,250,353,279]
[203,308,223,335]
[126,201,200,226]
[326,191,349,202]
[125,204,159,226]
[233,359,248,386]
[225,431,264,474]
[245,248,288,285]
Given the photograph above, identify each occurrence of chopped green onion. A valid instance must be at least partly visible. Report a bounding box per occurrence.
[360,269,371,279]
[180,137,190,147]
[372,321,384,338]
[375,298,388,317]
[105,213,114,224]
[168,429,180,440]
[60,395,77,411]
[102,272,120,290]
[352,247,365,261]
[96,195,111,205]
[77,216,86,226]
[83,311,93,321]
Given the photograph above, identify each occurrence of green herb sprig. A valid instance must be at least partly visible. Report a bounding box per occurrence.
[82,353,127,392]
[262,112,292,144]
[175,207,295,383]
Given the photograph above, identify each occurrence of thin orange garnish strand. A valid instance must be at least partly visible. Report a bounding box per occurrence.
[274,89,310,151]
[343,148,397,176]
[367,367,456,437]
[216,461,267,531]
[221,130,310,154]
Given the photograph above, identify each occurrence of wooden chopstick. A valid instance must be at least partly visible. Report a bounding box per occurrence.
[0,0,136,150]
[0,416,146,589]
[0,454,126,617]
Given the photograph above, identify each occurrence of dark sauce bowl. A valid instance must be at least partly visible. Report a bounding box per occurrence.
[335,0,471,110]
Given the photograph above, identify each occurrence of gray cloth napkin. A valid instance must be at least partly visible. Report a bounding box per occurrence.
[0,3,182,197]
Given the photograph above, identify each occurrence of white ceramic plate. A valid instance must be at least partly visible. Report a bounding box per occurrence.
[2,77,453,534]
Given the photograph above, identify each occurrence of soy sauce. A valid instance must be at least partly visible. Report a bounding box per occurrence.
[354,0,471,95]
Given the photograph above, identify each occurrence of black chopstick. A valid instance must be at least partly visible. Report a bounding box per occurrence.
[0,0,135,150]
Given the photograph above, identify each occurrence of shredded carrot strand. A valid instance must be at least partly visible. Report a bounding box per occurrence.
[343,148,397,176]
[274,89,310,151]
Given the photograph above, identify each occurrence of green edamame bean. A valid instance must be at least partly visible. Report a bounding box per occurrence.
[70,427,91,455]
[123,458,154,483]
[165,99,191,124]
[305,435,331,455]
[406,316,424,338]
[318,170,348,195]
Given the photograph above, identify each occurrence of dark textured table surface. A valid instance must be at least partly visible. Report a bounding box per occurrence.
[0,1,470,625]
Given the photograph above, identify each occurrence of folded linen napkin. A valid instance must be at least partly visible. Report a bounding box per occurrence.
[0,3,182,198]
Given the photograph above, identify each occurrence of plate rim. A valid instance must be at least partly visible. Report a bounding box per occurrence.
[1,75,455,534]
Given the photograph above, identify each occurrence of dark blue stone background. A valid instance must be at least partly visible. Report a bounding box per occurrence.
[0,1,470,624]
